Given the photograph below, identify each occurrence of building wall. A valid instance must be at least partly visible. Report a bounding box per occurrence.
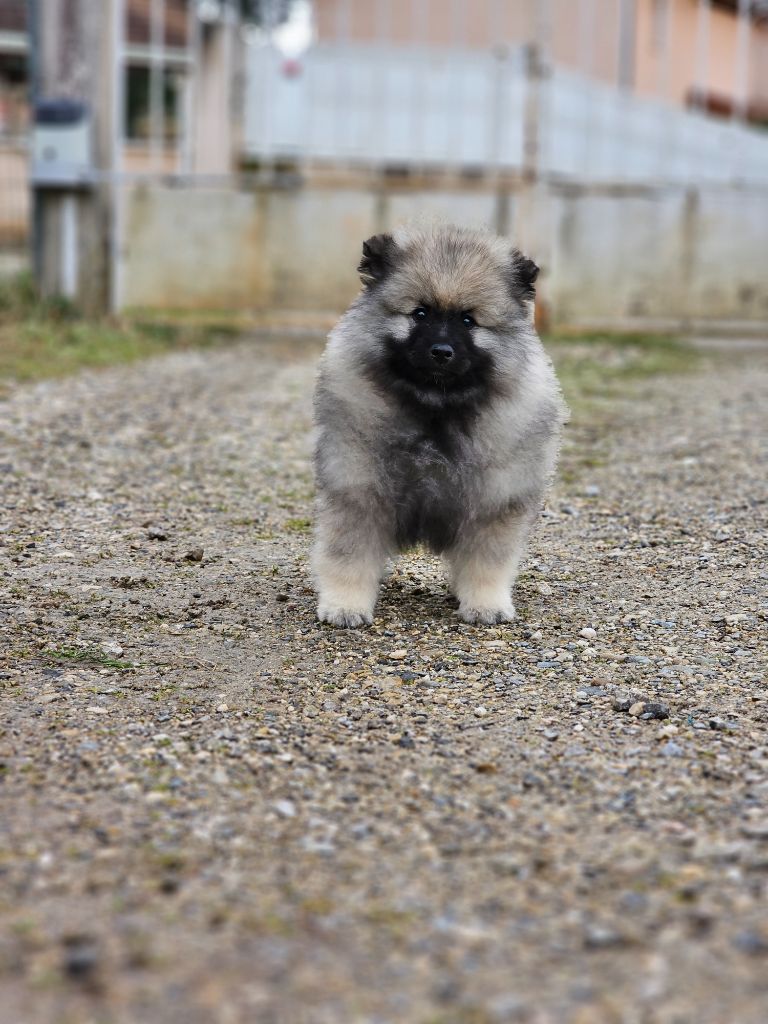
[120,179,768,329]
[633,0,768,110]
[314,0,768,113]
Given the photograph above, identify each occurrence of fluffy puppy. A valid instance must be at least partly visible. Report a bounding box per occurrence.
[312,223,564,626]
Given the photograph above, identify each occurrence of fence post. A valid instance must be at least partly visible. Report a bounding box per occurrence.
[516,1,552,324]
[30,0,122,315]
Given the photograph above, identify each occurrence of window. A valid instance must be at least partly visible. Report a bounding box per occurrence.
[0,53,28,139]
[125,64,182,142]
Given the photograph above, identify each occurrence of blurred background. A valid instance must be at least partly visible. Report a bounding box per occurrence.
[0,0,767,330]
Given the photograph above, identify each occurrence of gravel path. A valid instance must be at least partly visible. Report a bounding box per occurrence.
[1,336,767,1024]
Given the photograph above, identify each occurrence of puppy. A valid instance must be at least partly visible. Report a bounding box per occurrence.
[312,223,564,626]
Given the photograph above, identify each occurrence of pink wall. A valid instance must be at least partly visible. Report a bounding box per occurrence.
[633,0,768,110]
[314,0,768,112]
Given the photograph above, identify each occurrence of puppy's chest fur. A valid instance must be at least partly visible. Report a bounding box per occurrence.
[384,419,475,553]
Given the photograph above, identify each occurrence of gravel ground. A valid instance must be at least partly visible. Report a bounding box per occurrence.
[1,334,767,1024]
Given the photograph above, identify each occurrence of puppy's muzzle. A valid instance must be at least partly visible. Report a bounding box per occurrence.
[430,343,454,365]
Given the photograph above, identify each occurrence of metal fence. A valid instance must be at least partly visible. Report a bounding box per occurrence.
[243,0,768,186]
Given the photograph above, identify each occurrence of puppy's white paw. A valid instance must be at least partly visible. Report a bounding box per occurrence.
[458,602,516,626]
[317,603,373,628]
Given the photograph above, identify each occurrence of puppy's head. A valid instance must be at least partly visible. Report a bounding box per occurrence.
[356,225,538,412]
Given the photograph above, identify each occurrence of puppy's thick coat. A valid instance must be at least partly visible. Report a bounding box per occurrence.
[312,224,564,626]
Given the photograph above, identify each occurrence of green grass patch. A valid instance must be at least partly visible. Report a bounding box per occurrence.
[544,331,699,409]
[0,272,240,387]
[44,646,134,670]
[284,517,312,533]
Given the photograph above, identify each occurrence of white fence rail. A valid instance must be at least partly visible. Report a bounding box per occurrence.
[244,42,768,187]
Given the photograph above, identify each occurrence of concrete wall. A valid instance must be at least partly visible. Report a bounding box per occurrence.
[121,180,768,330]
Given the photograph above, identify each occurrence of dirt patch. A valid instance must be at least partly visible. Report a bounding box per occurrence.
[1,337,766,1022]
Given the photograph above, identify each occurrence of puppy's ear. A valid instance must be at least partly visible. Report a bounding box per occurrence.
[510,250,539,299]
[358,233,397,287]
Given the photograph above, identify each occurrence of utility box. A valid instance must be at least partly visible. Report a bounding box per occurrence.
[32,98,93,187]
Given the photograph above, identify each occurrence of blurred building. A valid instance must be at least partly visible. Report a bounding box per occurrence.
[1,1,767,326]
[313,1,768,124]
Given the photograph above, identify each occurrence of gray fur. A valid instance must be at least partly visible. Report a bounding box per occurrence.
[312,223,566,627]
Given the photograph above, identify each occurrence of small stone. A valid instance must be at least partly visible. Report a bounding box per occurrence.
[184,547,204,562]
[733,930,768,956]
[642,703,669,720]
[62,934,100,982]
[474,706,489,717]
[580,627,597,640]
[612,696,633,712]
[273,799,296,819]
[543,729,559,741]
[584,485,601,497]
[146,526,168,541]
[100,641,124,658]
[583,925,625,949]
[389,649,407,660]
[709,717,729,731]
[741,820,768,841]
[396,733,415,749]
[536,582,553,597]
[216,703,228,713]
[628,702,646,717]
[660,740,684,757]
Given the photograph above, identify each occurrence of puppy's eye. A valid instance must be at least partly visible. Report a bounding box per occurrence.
[462,312,476,327]
[412,306,429,320]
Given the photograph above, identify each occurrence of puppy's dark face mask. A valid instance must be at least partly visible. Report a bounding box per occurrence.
[383,304,493,402]
[356,232,538,417]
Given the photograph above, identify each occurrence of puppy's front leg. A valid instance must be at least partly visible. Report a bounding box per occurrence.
[446,508,537,625]
[312,495,392,627]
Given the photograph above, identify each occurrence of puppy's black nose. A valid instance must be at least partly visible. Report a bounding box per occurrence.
[430,343,454,364]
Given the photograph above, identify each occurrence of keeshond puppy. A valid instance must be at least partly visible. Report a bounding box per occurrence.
[312,223,564,627]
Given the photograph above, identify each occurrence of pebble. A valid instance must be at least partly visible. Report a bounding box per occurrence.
[101,641,124,657]
[536,582,553,597]
[579,627,597,639]
[642,703,670,720]
[215,703,229,713]
[146,526,168,541]
[474,706,489,717]
[389,649,407,660]
[273,799,297,819]
[62,934,100,982]
[741,820,768,841]
[660,741,684,758]
[184,547,204,562]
